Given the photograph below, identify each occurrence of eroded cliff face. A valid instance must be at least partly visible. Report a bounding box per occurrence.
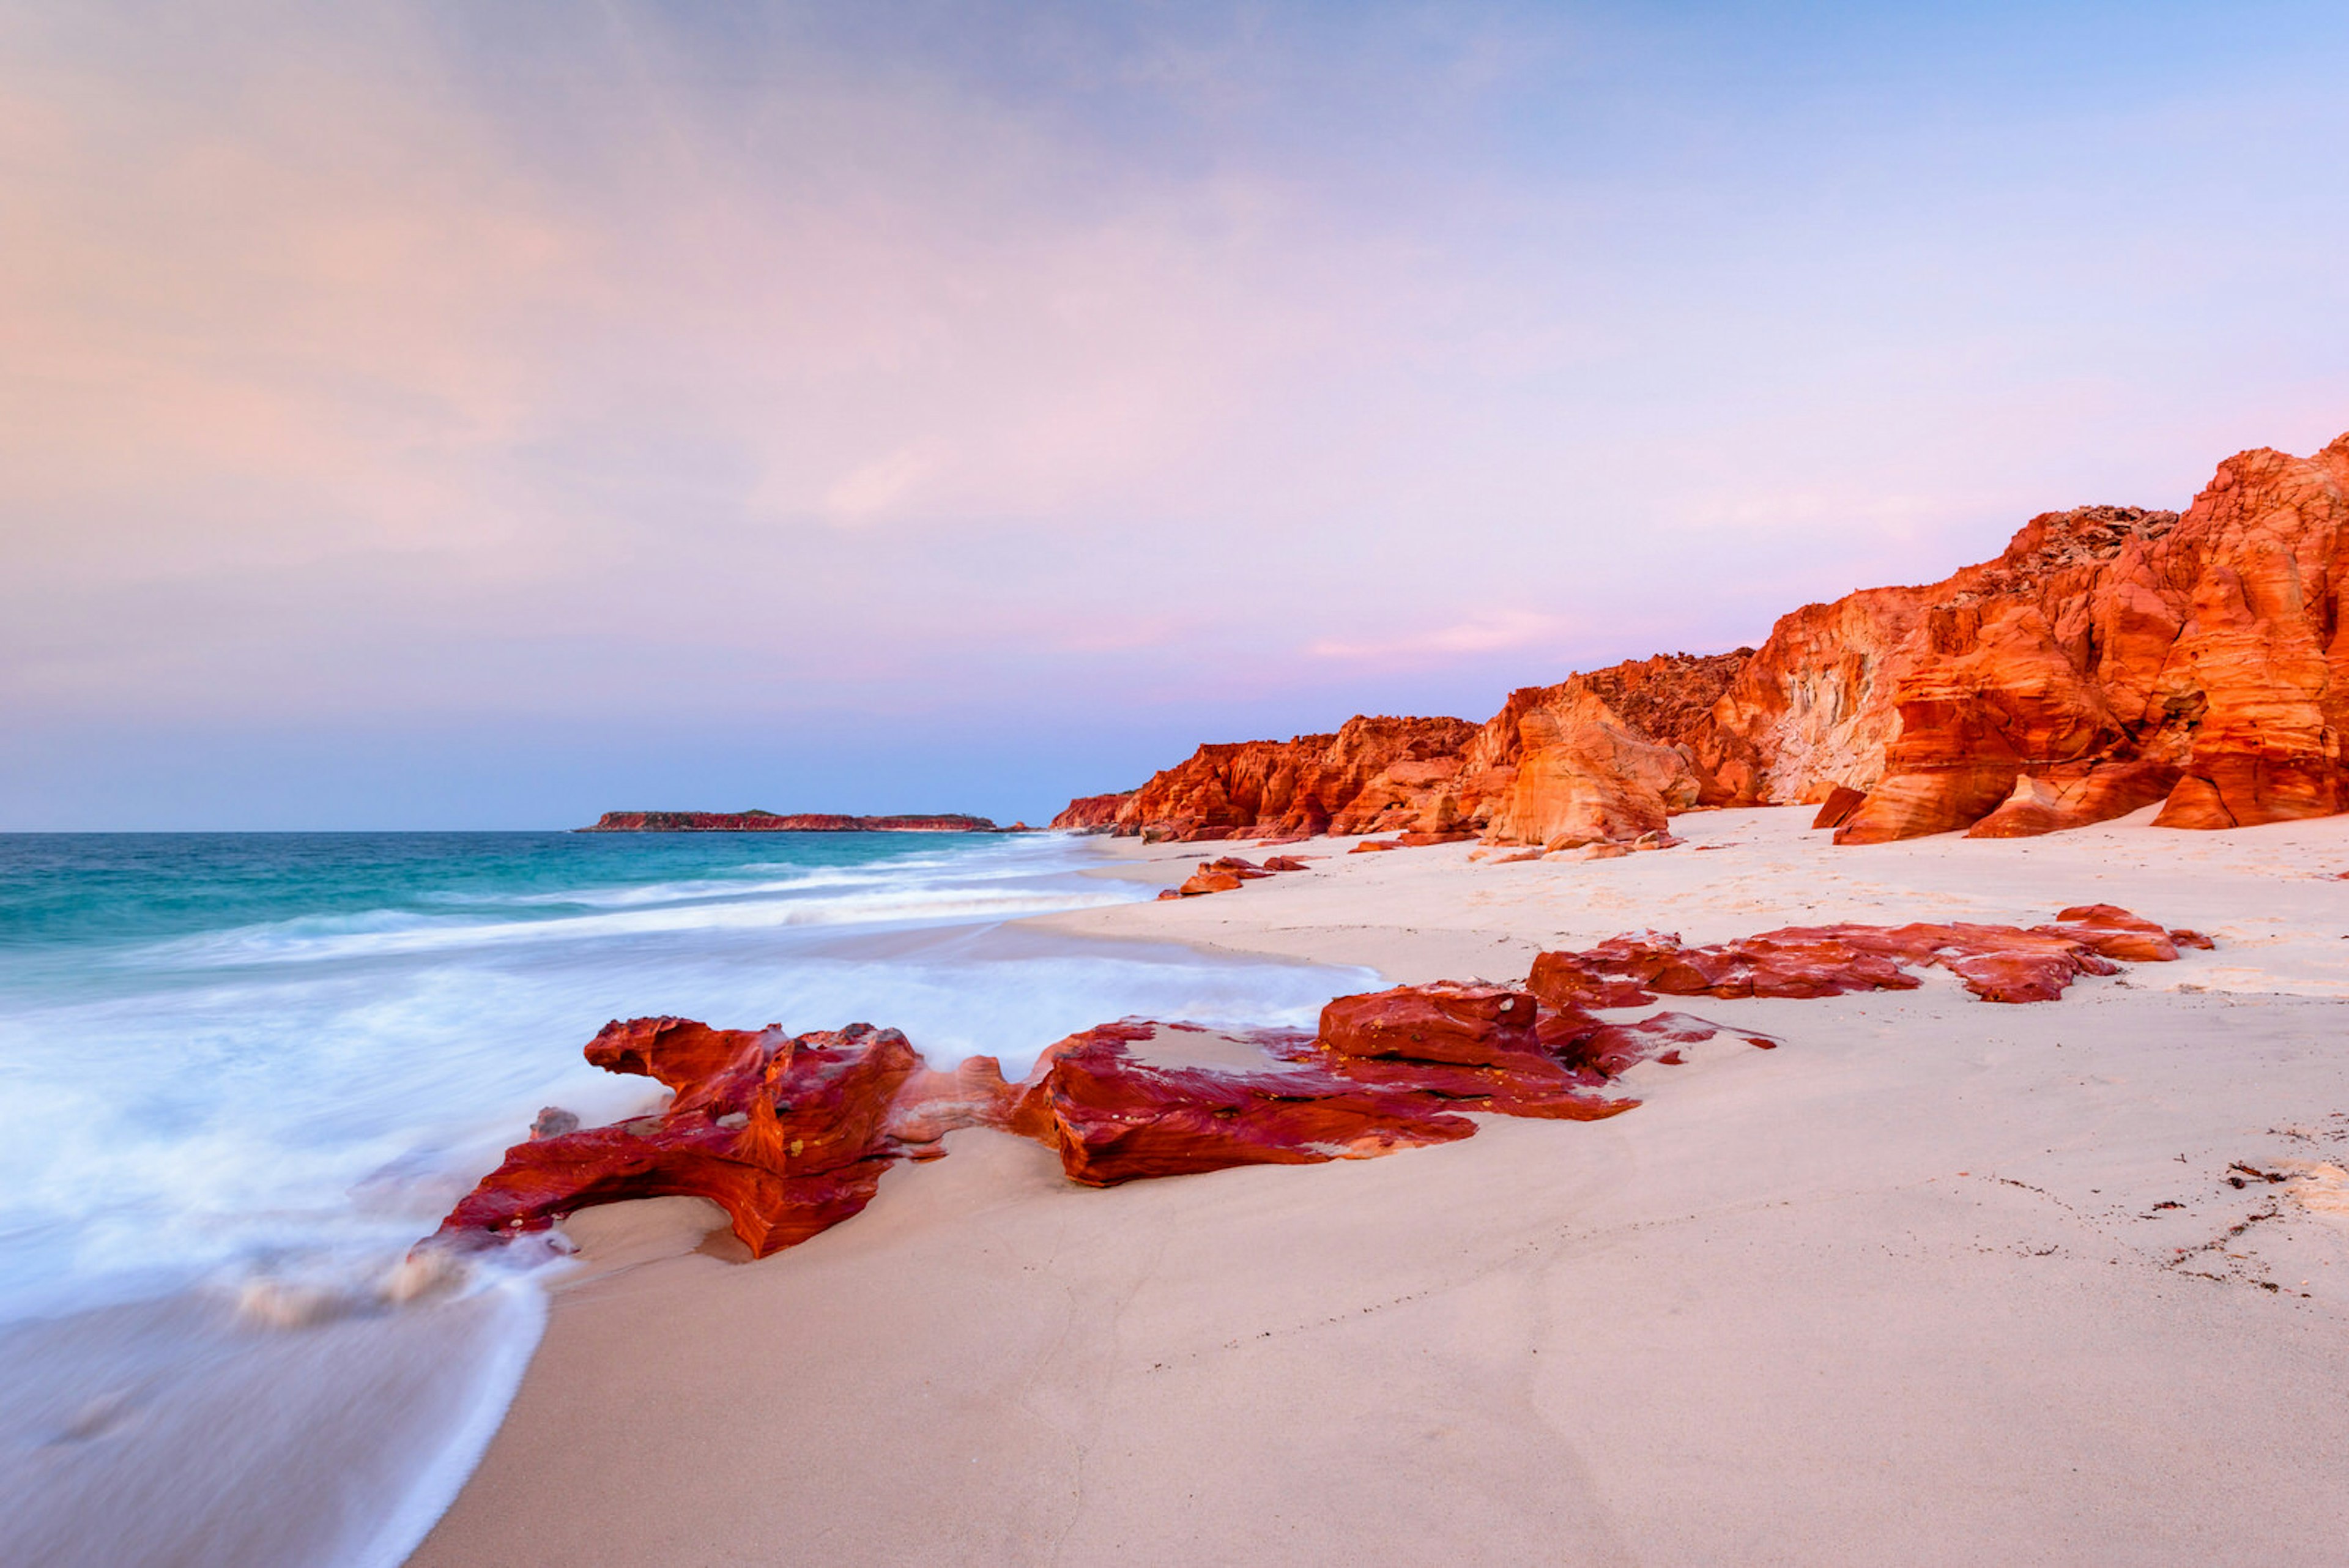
[1048,792,1134,832]
[1065,433,2349,846]
[1096,653,1745,845]
[2139,437,2349,829]
[1706,434,2349,841]
[1103,716,1480,842]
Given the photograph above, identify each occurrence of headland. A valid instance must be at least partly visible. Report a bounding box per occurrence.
[581,811,1019,833]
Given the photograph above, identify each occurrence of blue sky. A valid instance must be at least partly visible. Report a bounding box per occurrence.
[5,1,2347,827]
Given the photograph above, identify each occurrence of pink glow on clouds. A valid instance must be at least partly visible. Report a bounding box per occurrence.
[4,2,2348,825]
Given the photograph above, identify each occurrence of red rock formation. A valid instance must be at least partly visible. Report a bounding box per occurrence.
[1694,433,2349,840]
[583,812,1002,833]
[1208,855,1275,877]
[1531,931,1920,1006]
[1006,991,1761,1186]
[1105,716,1482,843]
[1526,904,2199,1008]
[1318,983,1540,1066]
[2034,903,2183,963]
[1050,792,1135,832]
[1066,431,2349,847]
[430,986,1765,1248]
[1577,1011,1782,1076]
[1007,1022,1485,1186]
[429,905,2202,1256]
[1077,652,1746,847]
[1964,759,2180,839]
[1811,787,1868,830]
[430,1017,1016,1258]
[1168,853,1309,897]
[1478,658,1746,848]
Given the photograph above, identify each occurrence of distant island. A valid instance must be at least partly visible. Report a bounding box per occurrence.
[580,811,1022,833]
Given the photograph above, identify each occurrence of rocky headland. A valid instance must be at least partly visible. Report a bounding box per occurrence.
[582,811,1015,833]
[1059,432,2349,847]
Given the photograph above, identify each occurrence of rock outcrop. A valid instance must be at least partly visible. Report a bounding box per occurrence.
[1006,992,1769,1186]
[1104,715,1483,842]
[1158,853,1311,899]
[583,812,1003,833]
[1063,433,2349,845]
[1526,904,2196,1006]
[427,906,2200,1258]
[1088,652,1746,845]
[1049,792,1135,832]
[430,1017,1015,1258]
[1704,434,2349,839]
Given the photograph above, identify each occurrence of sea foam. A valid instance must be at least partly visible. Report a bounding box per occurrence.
[0,828,1369,1566]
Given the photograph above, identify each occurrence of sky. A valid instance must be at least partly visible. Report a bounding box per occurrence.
[6,0,2348,829]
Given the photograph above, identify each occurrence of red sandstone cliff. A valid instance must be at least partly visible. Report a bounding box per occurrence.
[1697,433,2349,840]
[1067,432,2349,845]
[1093,652,1745,845]
[1048,792,1135,832]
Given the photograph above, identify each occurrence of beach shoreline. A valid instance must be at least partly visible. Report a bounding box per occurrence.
[0,829,1366,1568]
[410,809,2349,1566]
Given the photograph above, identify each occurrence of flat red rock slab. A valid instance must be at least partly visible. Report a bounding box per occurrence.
[1526,904,2197,1008]
[1206,855,1274,877]
[1579,1011,1783,1076]
[1011,1003,1719,1187]
[1011,1024,1483,1186]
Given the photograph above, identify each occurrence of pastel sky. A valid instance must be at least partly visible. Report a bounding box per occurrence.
[7,1,2348,828]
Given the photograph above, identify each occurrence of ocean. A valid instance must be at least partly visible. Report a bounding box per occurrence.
[0,830,1369,1568]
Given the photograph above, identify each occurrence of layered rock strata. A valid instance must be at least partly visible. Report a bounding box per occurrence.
[1049,792,1135,832]
[1094,652,1746,846]
[1069,433,2349,844]
[428,907,2196,1258]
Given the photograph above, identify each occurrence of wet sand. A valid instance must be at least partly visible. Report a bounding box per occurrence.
[3,1273,539,1568]
[410,806,2349,1566]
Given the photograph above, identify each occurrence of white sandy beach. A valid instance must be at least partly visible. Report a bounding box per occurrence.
[410,806,2349,1566]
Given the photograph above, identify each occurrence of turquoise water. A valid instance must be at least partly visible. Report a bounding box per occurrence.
[0,830,1368,1568]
